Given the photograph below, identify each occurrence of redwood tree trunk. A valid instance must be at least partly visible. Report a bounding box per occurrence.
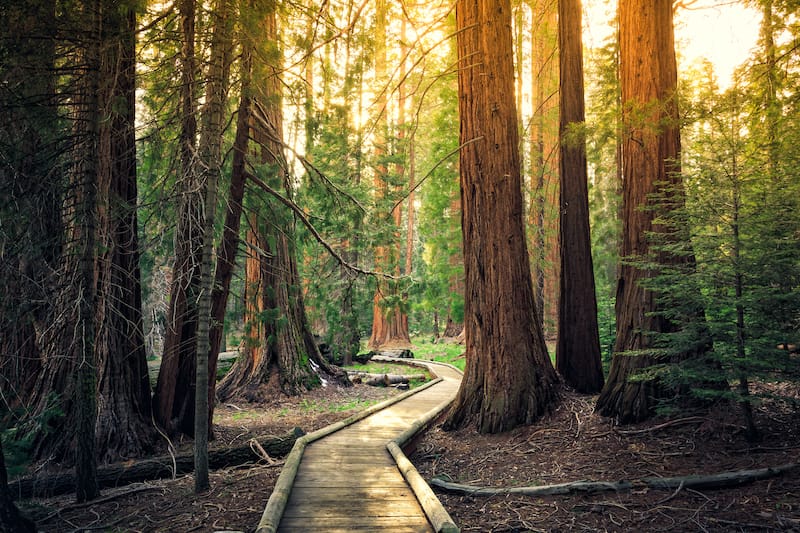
[595,0,698,423]
[555,0,604,394]
[208,36,251,425]
[528,0,560,339]
[153,0,201,437]
[94,0,155,462]
[443,0,558,434]
[217,4,348,400]
[367,0,410,351]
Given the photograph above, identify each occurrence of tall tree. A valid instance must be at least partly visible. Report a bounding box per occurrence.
[94,0,155,463]
[153,0,202,437]
[8,0,158,475]
[528,0,560,338]
[217,0,348,400]
[595,0,702,423]
[194,0,232,491]
[444,0,558,434]
[555,0,604,393]
[367,0,411,351]
[207,7,252,429]
[73,0,101,501]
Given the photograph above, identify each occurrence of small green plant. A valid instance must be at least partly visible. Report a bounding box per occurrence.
[1,393,64,477]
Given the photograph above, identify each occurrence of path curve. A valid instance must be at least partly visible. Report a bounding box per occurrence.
[255,357,462,533]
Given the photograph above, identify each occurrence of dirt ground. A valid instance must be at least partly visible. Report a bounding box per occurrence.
[16,379,800,532]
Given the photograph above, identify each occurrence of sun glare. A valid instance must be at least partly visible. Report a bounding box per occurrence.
[584,1,762,90]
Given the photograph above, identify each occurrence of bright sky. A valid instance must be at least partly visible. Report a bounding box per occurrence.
[674,2,761,87]
[584,1,762,89]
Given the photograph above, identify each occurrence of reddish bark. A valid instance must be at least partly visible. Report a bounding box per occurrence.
[444,0,558,434]
[596,0,699,423]
[555,0,604,394]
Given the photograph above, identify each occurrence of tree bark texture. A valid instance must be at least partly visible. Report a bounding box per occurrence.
[555,0,604,394]
[217,4,348,400]
[595,0,694,423]
[94,0,156,463]
[444,0,558,434]
[0,0,59,413]
[153,0,201,438]
[74,0,101,501]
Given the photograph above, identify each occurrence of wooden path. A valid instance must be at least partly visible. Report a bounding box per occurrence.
[259,358,462,533]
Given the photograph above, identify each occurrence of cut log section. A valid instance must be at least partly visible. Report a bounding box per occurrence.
[9,427,304,500]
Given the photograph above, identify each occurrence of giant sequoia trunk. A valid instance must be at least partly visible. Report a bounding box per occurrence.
[595,0,701,423]
[94,1,155,462]
[217,5,348,400]
[443,0,558,434]
[15,1,153,476]
[555,0,604,394]
[153,0,202,438]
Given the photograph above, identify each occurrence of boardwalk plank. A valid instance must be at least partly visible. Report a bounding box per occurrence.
[273,361,462,532]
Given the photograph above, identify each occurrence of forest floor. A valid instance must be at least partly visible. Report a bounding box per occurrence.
[17,372,800,532]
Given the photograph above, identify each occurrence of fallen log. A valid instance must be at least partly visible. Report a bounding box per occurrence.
[10,427,304,500]
[347,372,427,387]
[429,462,800,497]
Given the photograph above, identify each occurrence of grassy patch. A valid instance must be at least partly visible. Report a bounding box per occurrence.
[298,397,382,413]
[411,337,466,371]
[346,362,429,377]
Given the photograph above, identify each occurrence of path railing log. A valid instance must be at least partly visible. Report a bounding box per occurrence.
[256,357,463,533]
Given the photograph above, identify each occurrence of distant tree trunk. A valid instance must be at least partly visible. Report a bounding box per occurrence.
[153,0,201,437]
[193,0,232,492]
[208,33,252,425]
[444,0,558,434]
[0,441,35,533]
[94,0,155,463]
[367,0,410,351]
[217,3,348,400]
[555,0,604,394]
[595,0,699,423]
[529,0,560,339]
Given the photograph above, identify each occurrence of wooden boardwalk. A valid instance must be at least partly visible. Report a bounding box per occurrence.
[268,359,462,533]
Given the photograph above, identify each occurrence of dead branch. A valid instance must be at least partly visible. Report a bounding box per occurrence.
[614,416,706,435]
[429,463,800,497]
